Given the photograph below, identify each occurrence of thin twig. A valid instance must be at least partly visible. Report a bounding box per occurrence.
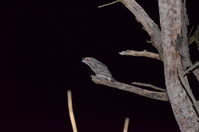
[146,39,153,44]
[183,62,199,76]
[189,25,199,45]
[188,26,194,44]
[119,50,160,60]
[178,69,199,116]
[98,0,120,8]
[123,117,130,132]
[131,82,166,92]
[67,90,78,132]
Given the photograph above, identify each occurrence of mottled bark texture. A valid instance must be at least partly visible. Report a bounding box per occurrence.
[83,0,199,131]
[158,0,199,131]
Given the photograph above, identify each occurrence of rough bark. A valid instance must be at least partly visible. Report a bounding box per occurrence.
[158,0,199,131]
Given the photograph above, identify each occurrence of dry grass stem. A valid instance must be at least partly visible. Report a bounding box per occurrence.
[123,117,130,132]
[67,90,78,132]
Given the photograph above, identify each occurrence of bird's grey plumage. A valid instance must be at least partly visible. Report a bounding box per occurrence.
[82,57,115,81]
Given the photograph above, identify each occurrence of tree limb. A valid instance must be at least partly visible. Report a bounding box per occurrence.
[131,82,166,92]
[178,69,199,117]
[189,25,199,45]
[119,50,160,60]
[119,0,163,59]
[91,76,168,101]
[82,57,168,101]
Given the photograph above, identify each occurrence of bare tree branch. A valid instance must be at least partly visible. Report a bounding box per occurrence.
[189,25,199,45]
[193,69,199,82]
[183,62,199,76]
[188,26,194,43]
[84,0,199,131]
[131,82,166,92]
[82,57,168,101]
[119,0,163,59]
[91,76,168,101]
[98,0,120,8]
[119,50,160,60]
[178,69,199,117]
[98,0,163,57]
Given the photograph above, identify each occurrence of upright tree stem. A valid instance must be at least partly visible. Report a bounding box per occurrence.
[158,0,199,131]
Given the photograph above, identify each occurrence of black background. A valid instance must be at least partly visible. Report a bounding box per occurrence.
[1,0,199,132]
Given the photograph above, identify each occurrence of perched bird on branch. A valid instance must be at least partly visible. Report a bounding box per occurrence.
[82,57,115,81]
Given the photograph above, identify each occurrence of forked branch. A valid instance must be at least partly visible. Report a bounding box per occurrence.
[98,0,162,59]
[82,57,168,101]
[119,0,162,59]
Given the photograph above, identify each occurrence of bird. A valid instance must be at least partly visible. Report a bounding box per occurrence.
[82,57,115,81]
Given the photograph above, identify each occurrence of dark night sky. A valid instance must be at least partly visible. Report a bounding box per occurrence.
[1,0,199,132]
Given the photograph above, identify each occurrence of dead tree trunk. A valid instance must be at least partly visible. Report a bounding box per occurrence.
[83,0,199,131]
